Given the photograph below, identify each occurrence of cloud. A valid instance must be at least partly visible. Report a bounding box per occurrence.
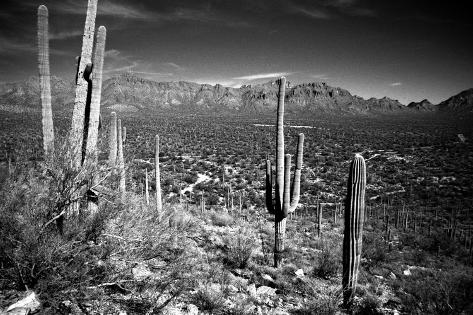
[290,6,331,20]
[49,30,83,40]
[0,36,70,56]
[55,0,152,19]
[390,82,402,86]
[310,73,329,80]
[232,72,291,81]
[163,62,185,71]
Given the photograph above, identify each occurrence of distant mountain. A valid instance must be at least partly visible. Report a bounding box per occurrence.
[438,88,473,113]
[407,99,436,111]
[0,73,471,116]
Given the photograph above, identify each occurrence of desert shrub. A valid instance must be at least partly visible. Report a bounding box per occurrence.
[353,292,383,314]
[362,232,388,268]
[312,241,341,279]
[222,227,256,269]
[211,211,234,227]
[293,287,341,315]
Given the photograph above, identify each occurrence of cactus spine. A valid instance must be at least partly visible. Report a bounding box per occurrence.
[84,26,106,164]
[265,76,304,268]
[117,119,125,197]
[342,154,366,308]
[38,5,54,159]
[109,112,117,166]
[155,135,163,219]
[70,0,98,168]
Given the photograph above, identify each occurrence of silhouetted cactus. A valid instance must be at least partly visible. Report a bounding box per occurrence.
[265,76,305,268]
[155,135,162,219]
[37,5,54,158]
[109,112,117,166]
[117,119,125,197]
[342,154,366,308]
[70,0,98,168]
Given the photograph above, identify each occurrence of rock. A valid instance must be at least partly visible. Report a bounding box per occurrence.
[247,283,257,298]
[403,269,411,276]
[262,274,274,282]
[227,285,239,293]
[186,304,199,315]
[295,269,304,278]
[5,291,40,315]
[132,263,153,280]
[389,272,397,280]
[256,286,277,297]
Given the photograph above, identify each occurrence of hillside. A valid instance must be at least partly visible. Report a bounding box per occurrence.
[0,73,472,116]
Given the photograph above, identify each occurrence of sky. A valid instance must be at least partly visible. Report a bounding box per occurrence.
[0,0,472,104]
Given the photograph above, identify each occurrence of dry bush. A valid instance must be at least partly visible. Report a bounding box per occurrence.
[222,226,256,269]
[211,211,234,227]
[312,240,342,280]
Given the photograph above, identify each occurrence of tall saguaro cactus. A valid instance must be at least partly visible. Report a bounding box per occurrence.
[70,0,98,168]
[109,112,117,166]
[342,154,366,308]
[155,135,163,220]
[37,5,54,158]
[84,26,106,164]
[265,77,305,268]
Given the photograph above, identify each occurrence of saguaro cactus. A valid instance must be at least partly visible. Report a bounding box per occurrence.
[145,168,150,205]
[265,76,305,268]
[84,26,106,164]
[155,135,163,219]
[37,5,54,158]
[342,154,366,308]
[117,119,125,197]
[70,0,98,168]
[109,112,117,166]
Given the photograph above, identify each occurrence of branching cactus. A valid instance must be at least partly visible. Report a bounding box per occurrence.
[265,76,305,268]
[70,0,98,168]
[342,154,366,308]
[37,5,54,158]
[155,135,163,220]
[109,112,117,166]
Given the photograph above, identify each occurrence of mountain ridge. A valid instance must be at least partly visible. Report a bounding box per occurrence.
[0,73,472,115]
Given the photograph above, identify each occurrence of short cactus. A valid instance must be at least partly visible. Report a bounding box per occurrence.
[37,5,54,158]
[265,76,304,268]
[342,154,366,307]
[109,112,117,166]
[155,135,162,219]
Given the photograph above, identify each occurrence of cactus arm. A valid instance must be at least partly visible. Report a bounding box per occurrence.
[342,154,366,308]
[275,76,286,215]
[289,133,304,213]
[37,5,54,158]
[85,26,106,164]
[70,0,98,168]
[282,154,291,217]
[109,112,117,166]
[265,159,275,214]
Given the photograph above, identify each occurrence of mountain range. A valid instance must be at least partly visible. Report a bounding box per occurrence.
[0,73,472,115]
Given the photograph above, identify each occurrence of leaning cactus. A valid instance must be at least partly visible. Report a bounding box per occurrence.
[37,5,54,158]
[265,76,305,268]
[342,154,366,308]
[155,135,163,219]
[84,26,106,164]
[109,112,117,166]
[70,0,98,168]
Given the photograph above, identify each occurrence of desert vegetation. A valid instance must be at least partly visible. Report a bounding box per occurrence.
[1,0,473,314]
